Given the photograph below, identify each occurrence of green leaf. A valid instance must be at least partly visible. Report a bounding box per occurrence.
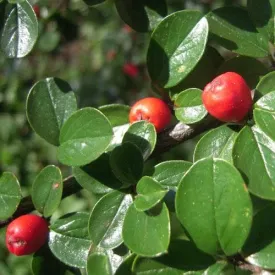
[254,109,275,141]
[243,204,275,269]
[133,240,214,274]
[110,142,144,186]
[217,56,268,89]
[99,104,130,127]
[57,107,113,167]
[87,252,111,275]
[73,153,122,194]
[32,165,63,218]
[174,88,207,124]
[31,245,67,275]
[49,212,92,268]
[123,203,170,257]
[247,0,275,44]
[1,0,38,58]
[255,71,275,99]
[38,31,61,52]
[107,124,130,152]
[207,7,269,58]
[123,121,157,160]
[176,158,252,256]
[150,160,192,189]
[27,78,77,146]
[115,0,167,32]
[0,172,21,220]
[170,47,223,98]
[194,126,238,163]
[115,254,136,275]
[84,0,105,6]
[134,176,168,212]
[147,10,208,88]
[89,191,133,249]
[233,126,275,200]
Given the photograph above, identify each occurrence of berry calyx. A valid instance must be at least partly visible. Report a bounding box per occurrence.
[129,97,171,133]
[6,214,48,256]
[202,72,252,122]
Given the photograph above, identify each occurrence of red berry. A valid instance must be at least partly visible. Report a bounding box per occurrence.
[33,5,40,18]
[123,63,139,78]
[202,72,252,122]
[129,97,171,133]
[6,214,48,256]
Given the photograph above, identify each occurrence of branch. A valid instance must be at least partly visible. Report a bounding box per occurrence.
[0,118,221,229]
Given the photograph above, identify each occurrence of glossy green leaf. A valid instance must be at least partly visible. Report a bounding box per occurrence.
[217,56,268,89]
[0,172,21,220]
[243,204,275,269]
[194,126,238,163]
[57,107,113,166]
[89,191,133,249]
[248,0,275,44]
[87,252,111,275]
[73,153,122,194]
[202,262,245,275]
[233,126,275,200]
[254,109,275,141]
[207,7,269,58]
[115,0,167,32]
[170,47,223,98]
[84,0,105,6]
[32,165,63,217]
[99,104,130,127]
[1,0,38,58]
[123,121,156,160]
[147,10,208,88]
[255,90,275,111]
[123,203,170,257]
[49,212,92,268]
[255,71,275,99]
[133,240,214,274]
[176,158,252,256]
[32,245,67,275]
[107,124,130,152]
[134,176,168,212]
[174,88,207,124]
[110,142,143,186]
[115,254,136,275]
[150,160,192,189]
[27,78,77,146]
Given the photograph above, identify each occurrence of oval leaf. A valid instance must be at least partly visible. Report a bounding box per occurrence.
[150,160,192,189]
[243,204,275,269]
[73,153,122,194]
[0,172,21,220]
[248,0,275,44]
[32,165,63,217]
[255,71,275,99]
[110,142,144,186]
[194,126,238,163]
[233,126,275,200]
[89,191,133,249]
[217,56,268,89]
[123,203,170,257]
[176,158,252,256]
[254,108,275,141]
[115,0,167,33]
[123,121,157,160]
[84,0,105,6]
[57,107,113,166]
[1,0,38,58]
[99,104,130,127]
[87,252,111,275]
[207,7,269,58]
[147,10,208,88]
[174,88,207,124]
[49,212,92,268]
[134,176,168,212]
[27,78,77,146]
[115,254,136,275]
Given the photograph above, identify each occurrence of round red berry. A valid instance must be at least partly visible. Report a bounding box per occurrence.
[129,97,171,133]
[123,63,139,78]
[33,5,40,18]
[202,72,252,122]
[6,214,48,256]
